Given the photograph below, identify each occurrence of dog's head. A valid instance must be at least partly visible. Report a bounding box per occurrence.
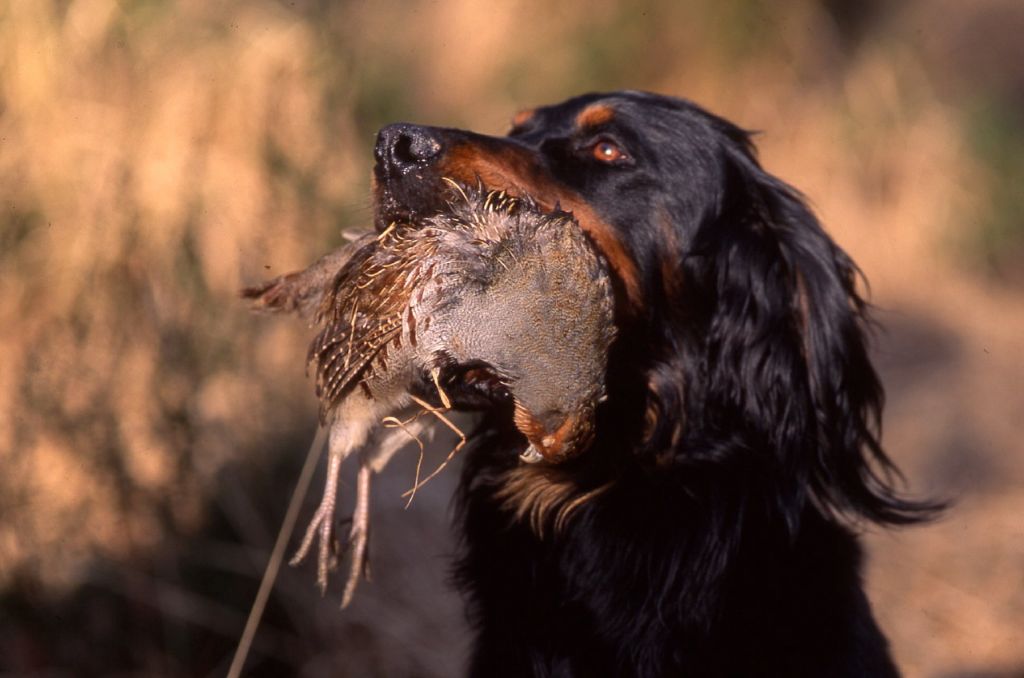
[374,90,935,529]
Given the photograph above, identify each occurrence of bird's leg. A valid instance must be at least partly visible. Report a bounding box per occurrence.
[341,457,372,608]
[289,449,344,594]
[290,418,369,594]
[290,414,430,604]
[333,416,433,605]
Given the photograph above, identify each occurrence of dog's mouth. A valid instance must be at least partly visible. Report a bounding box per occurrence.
[373,186,429,231]
[374,173,532,233]
[372,157,458,232]
[426,357,514,410]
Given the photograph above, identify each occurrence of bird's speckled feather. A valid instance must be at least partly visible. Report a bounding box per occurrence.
[310,189,615,460]
[244,186,615,605]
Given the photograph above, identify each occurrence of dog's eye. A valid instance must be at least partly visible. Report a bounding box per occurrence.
[592,140,628,164]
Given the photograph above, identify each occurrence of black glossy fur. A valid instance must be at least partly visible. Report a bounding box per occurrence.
[372,91,936,678]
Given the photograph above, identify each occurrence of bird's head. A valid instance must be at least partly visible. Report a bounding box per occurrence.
[512,396,600,464]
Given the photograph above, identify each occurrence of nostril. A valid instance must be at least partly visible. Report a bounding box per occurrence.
[394,131,441,164]
[376,124,440,173]
[392,133,418,165]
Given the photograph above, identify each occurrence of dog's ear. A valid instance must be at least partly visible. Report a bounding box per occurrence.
[663,138,938,530]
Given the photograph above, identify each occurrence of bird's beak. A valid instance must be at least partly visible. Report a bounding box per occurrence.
[519,444,544,464]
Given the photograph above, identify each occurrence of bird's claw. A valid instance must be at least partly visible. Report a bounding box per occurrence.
[289,455,374,608]
[287,491,338,595]
[340,464,372,608]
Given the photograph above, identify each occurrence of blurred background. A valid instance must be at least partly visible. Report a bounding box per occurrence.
[1,0,1023,675]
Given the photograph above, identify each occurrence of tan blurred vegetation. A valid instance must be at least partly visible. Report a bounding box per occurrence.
[1,0,1023,676]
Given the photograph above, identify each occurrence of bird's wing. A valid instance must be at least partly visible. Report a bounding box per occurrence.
[240,233,376,321]
[310,317,402,417]
[309,228,431,414]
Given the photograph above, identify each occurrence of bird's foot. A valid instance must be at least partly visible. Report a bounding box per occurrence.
[341,463,372,608]
[290,451,344,595]
[289,453,373,608]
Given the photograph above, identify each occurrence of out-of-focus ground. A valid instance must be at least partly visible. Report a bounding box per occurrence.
[1,1,1023,676]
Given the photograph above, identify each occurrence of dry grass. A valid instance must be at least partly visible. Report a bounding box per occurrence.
[1,0,1022,675]
[0,0,351,587]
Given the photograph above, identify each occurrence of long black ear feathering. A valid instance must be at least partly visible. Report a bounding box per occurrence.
[674,133,942,532]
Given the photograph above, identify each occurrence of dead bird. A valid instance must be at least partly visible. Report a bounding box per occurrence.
[244,187,615,606]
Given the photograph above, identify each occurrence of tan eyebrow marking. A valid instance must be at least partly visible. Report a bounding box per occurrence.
[511,108,536,129]
[575,104,615,130]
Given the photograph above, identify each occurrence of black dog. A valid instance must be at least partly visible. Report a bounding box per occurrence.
[371,91,936,677]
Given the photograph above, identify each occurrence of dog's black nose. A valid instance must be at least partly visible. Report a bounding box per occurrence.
[375,124,442,175]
